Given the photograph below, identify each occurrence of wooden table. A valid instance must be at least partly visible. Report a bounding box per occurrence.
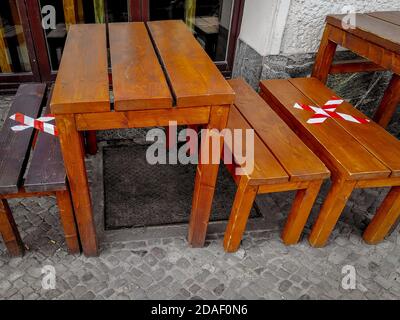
[50,21,235,256]
[312,11,400,128]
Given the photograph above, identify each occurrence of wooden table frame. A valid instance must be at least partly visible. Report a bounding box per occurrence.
[312,12,400,128]
[51,22,234,257]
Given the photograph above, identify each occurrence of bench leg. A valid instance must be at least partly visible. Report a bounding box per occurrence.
[85,131,98,155]
[56,189,81,254]
[282,180,323,245]
[0,199,24,257]
[373,74,400,128]
[188,105,230,247]
[311,25,338,84]
[309,179,356,247]
[223,178,258,253]
[363,186,400,244]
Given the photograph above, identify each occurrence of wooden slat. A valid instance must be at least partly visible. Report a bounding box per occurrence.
[0,84,47,194]
[226,105,289,185]
[327,14,400,54]
[367,11,400,27]
[147,20,235,107]
[259,79,391,180]
[290,77,400,178]
[327,25,400,75]
[25,88,67,192]
[228,79,329,182]
[51,24,110,114]
[109,23,173,111]
[330,60,385,74]
[75,106,211,131]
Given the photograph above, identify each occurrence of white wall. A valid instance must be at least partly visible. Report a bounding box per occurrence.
[281,0,400,54]
[239,0,400,56]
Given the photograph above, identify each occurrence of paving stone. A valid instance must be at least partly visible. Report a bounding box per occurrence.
[1,95,400,300]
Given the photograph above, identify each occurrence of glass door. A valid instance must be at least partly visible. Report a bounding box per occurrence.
[0,0,38,90]
[145,0,244,75]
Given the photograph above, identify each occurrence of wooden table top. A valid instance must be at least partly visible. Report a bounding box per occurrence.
[51,21,235,115]
[327,11,400,54]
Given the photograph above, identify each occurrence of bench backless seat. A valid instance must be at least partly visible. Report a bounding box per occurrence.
[222,79,330,252]
[0,84,80,256]
[260,77,400,247]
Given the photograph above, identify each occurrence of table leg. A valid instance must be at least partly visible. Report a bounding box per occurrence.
[188,105,230,247]
[373,74,400,128]
[311,25,338,84]
[56,114,99,256]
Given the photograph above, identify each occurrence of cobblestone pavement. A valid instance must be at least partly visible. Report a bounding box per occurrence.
[1,95,400,300]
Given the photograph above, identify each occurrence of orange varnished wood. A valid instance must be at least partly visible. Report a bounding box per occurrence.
[56,114,98,256]
[226,105,289,186]
[75,107,211,131]
[282,180,323,245]
[188,105,230,247]
[260,79,390,180]
[0,199,24,256]
[327,14,400,54]
[109,23,173,111]
[363,186,400,244]
[56,189,81,254]
[356,177,400,189]
[373,74,400,127]
[228,79,329,182]
[223,178,258,252]
[330,60,385,74]
[51,24,110,114]
[309,179,357,247]
[147,20,235,107]
[290,77,400,178]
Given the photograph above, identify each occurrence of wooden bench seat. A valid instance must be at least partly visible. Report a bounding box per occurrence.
[223,79,330,252]
[0,84,80,256]
[260,77,400,247]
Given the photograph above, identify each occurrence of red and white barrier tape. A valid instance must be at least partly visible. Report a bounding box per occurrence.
[10,112,58,136]
[293,96,370,124]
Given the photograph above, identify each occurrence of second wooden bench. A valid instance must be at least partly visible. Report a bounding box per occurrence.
[222,79,330,252]
[260,77,400,247]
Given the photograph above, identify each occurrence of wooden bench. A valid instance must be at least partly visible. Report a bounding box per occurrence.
[222,79,330,252]
[0,84,80,256]
[260,77,400,247]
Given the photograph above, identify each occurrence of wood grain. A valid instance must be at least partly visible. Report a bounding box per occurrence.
[229,79,329,182]
[226,105,289,185]
[259,79,390,180]
[55,114,98,256]
[25,88,67,192]
[0,199,24,256]
[109,23,172,111]
[0,84,46,194]
[290,77,400,178]
[75,106,211,131]
[51,24,110,114]
[373,74,400,128]
[363,186,400,244]
[147,20,235,107]
[367,11,400,27]
[327,14,400,54]
[223,178,258,252]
